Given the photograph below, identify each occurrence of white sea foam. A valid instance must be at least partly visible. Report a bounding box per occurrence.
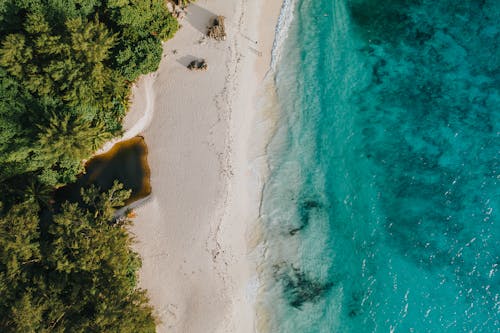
[270,0,297,73]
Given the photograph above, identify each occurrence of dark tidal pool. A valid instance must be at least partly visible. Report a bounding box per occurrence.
[57,136,151,206]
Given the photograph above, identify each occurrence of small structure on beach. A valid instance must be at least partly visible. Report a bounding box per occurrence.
[187,59,208,71]
[207,16,226,41]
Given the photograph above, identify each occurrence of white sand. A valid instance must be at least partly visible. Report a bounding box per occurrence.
[128,1,283,332]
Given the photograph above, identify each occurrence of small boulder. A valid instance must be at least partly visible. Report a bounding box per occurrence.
[207,15,226,41]
[187,59,208,71]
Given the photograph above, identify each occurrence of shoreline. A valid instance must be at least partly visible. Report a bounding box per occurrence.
[127,1,282,332]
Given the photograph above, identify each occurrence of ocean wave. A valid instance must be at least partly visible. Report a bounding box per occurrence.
[270,0,297,73]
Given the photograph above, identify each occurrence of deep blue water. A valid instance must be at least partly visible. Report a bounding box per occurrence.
[260,1,499,332]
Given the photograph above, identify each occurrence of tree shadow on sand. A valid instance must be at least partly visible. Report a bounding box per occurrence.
[176,55,200,67]
[185,3,216,35]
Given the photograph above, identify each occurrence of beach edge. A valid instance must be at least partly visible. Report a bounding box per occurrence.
[128,0,283,332]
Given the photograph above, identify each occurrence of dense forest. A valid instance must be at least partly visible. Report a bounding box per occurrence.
[0,0,178,331]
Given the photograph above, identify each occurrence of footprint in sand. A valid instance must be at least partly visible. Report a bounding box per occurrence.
[165,303,180,328]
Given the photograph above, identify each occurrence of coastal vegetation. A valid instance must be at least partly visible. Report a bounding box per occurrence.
[0,0,177,188]
[0,0,178,330]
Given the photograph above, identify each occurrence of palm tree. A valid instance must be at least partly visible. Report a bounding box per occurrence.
[36,113,111,164]
[24,179,53,207]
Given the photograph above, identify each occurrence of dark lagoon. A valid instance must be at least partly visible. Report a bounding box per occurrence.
[57,136,151,206]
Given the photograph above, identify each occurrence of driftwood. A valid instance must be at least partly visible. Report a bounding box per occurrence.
[207,16,226,41]
[187,59,208,71]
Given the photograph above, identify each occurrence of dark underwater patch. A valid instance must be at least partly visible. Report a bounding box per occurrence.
[346,289,366,318]
[273,263,334,309]
[262,0,499,330]
[347,0,418,44]
[288,199,324,236]
[348,0,500,324]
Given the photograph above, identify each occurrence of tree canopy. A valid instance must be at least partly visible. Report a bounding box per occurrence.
[0,183,156,332]
[0,0,179,330]
[0,0,178,189]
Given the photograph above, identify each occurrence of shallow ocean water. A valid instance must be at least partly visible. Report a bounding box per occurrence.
[260,1,499,332]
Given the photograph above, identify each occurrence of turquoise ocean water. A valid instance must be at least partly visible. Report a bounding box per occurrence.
[260,1,499,332]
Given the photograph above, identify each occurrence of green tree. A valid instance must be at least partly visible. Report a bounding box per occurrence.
[0,34,33,78]
[33,113,111,185]
[108,0,178,80]
[0,202,40,288]
[0,184,156,332]
[0,0,179,329]
[0,201,41,329]
[37,113,111,163]
[9,292,44,332]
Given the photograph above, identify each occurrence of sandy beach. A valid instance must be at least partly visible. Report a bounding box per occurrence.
[125,1,282,332]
